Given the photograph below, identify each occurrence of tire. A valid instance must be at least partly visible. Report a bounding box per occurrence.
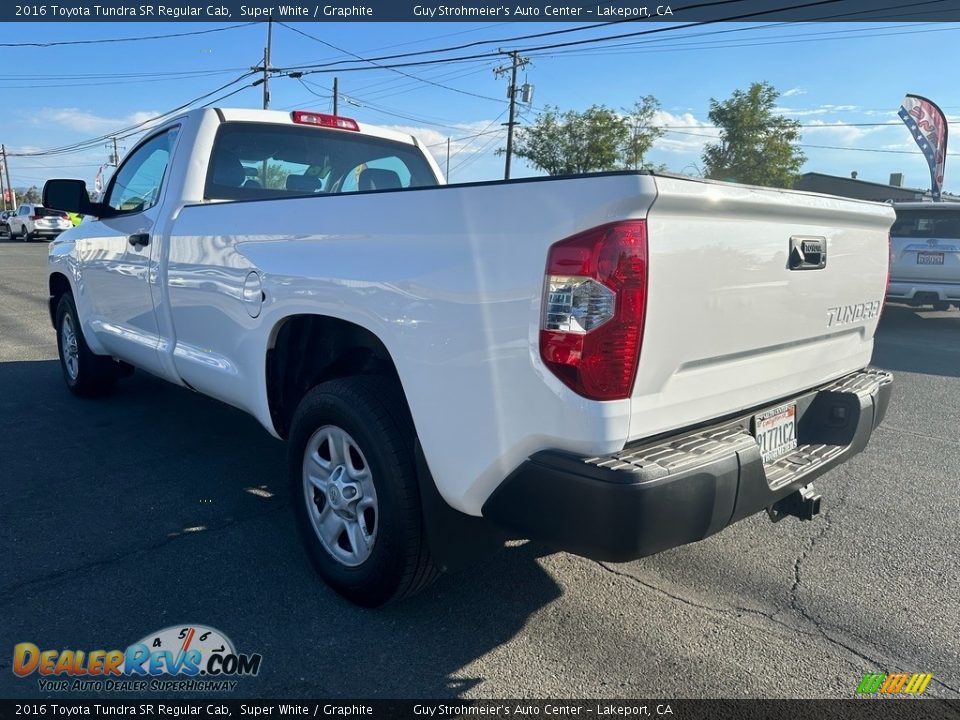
[933,301,951,312]
[21,225,30,242]
[55,293,119,397]
[288,376,440,607]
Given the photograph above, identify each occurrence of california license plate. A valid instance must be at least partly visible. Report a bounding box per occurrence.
[917,252,945,265]
[753,403,797,463]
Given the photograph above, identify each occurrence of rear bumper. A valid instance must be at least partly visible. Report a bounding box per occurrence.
[482,369,893,562]
[887,281,960,304]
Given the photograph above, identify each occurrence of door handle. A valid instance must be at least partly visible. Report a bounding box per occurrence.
[128,232,150,249]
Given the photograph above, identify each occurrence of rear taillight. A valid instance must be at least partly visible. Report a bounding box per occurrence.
[539,220,648,401]
[28,215,38,221]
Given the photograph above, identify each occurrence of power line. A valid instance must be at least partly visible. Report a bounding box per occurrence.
[8,71,258,158]
[280,0,852,78]
[0,69,248,90]
[277,22,507,104]
[0,23,255,48]
[661,128,960,157]
[278,0,825,73]
[295,78,468,131]
[539,22,960,60]
[531,0,954,59]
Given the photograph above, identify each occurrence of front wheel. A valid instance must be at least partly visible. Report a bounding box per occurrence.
[288,376,439,607]
[56,293,119,397]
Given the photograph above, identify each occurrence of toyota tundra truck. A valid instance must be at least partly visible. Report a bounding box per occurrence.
[42,107,894,606]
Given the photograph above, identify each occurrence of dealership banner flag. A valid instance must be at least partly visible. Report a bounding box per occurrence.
[899,94,948,201]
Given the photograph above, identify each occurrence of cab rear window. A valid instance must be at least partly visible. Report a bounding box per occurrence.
[891,208,960,239]
[204,122,438,201]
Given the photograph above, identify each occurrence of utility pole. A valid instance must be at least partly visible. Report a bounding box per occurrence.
[446,137,450,180]
[494,50,529,180]
[333,77,338,115]
[262,15,273,110]
[1,145,14,210]
[105,138,123,166]
[0,159,6,212]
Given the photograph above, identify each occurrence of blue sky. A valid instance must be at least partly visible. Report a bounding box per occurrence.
[2,20,960,192]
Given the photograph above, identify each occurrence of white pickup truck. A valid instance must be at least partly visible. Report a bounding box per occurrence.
[44,107,894,606]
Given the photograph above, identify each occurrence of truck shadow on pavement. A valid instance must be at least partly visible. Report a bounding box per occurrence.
[0,359,563,698]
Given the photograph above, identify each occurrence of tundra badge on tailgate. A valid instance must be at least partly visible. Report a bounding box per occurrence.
[827,301,882,327]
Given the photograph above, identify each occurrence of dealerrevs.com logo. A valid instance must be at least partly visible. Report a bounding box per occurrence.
[12,625,262,692]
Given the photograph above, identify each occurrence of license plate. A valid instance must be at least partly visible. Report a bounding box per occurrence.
[753,403,797,463]
[917,252,945,265]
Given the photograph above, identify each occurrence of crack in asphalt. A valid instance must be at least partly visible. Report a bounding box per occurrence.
[594,560,821,642]
[0,503,288,602]
[595,558,960,696]
[594,483,960,700]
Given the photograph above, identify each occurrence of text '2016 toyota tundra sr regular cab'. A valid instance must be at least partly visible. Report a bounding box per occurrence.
[43,107,894,606]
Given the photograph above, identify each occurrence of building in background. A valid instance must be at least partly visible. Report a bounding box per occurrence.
[794,171,960,203]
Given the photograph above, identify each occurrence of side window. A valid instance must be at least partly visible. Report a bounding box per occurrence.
[105,128,179,214]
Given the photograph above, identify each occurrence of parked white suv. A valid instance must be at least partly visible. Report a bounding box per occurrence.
[7,204,72,241]
[887,201,960,310]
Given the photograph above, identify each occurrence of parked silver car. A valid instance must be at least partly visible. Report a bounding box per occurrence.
[887,201,960,311]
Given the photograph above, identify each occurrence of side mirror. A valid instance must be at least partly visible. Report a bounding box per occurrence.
[42,179,111,218]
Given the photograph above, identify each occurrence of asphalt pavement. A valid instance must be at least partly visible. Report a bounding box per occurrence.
[1,238,958,699]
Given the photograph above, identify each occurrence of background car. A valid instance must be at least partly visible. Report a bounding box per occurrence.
[6,204,73,242]
[887,201,960,311]
[0,211,10,239]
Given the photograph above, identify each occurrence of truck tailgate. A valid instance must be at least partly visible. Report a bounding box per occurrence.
[628,176,894,442]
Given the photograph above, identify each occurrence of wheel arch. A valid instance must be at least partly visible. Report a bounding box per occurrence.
[265,313,407,440]
[48,272,73,329]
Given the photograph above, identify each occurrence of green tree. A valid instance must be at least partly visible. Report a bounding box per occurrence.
[512,100,665,176]
[257,162,289,189]
[16,186,41,204]
[701,81,805,187]
[622,96,665,170]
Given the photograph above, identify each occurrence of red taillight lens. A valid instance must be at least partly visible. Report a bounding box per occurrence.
[291,110,360,131]
[29,215,38,221]
[539,220,648,401]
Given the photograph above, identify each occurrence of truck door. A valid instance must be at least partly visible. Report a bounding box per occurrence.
[72,127,179,375]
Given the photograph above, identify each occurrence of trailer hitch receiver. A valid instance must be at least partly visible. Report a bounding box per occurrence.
[768,484,822,523]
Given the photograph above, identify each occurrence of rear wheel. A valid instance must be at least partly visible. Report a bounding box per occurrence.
[56,293,119,397]
[288,376,439,607]
[933,301,951,312]
[21,225,30,242]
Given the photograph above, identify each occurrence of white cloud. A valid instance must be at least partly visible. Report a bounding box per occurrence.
[649,110,719,155]
[33,108,161,134]
[774,104,860,117]
[801,120,896,145]
[782,87,807,98]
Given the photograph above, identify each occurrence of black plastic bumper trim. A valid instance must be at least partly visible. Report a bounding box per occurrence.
[482,369,893,562]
